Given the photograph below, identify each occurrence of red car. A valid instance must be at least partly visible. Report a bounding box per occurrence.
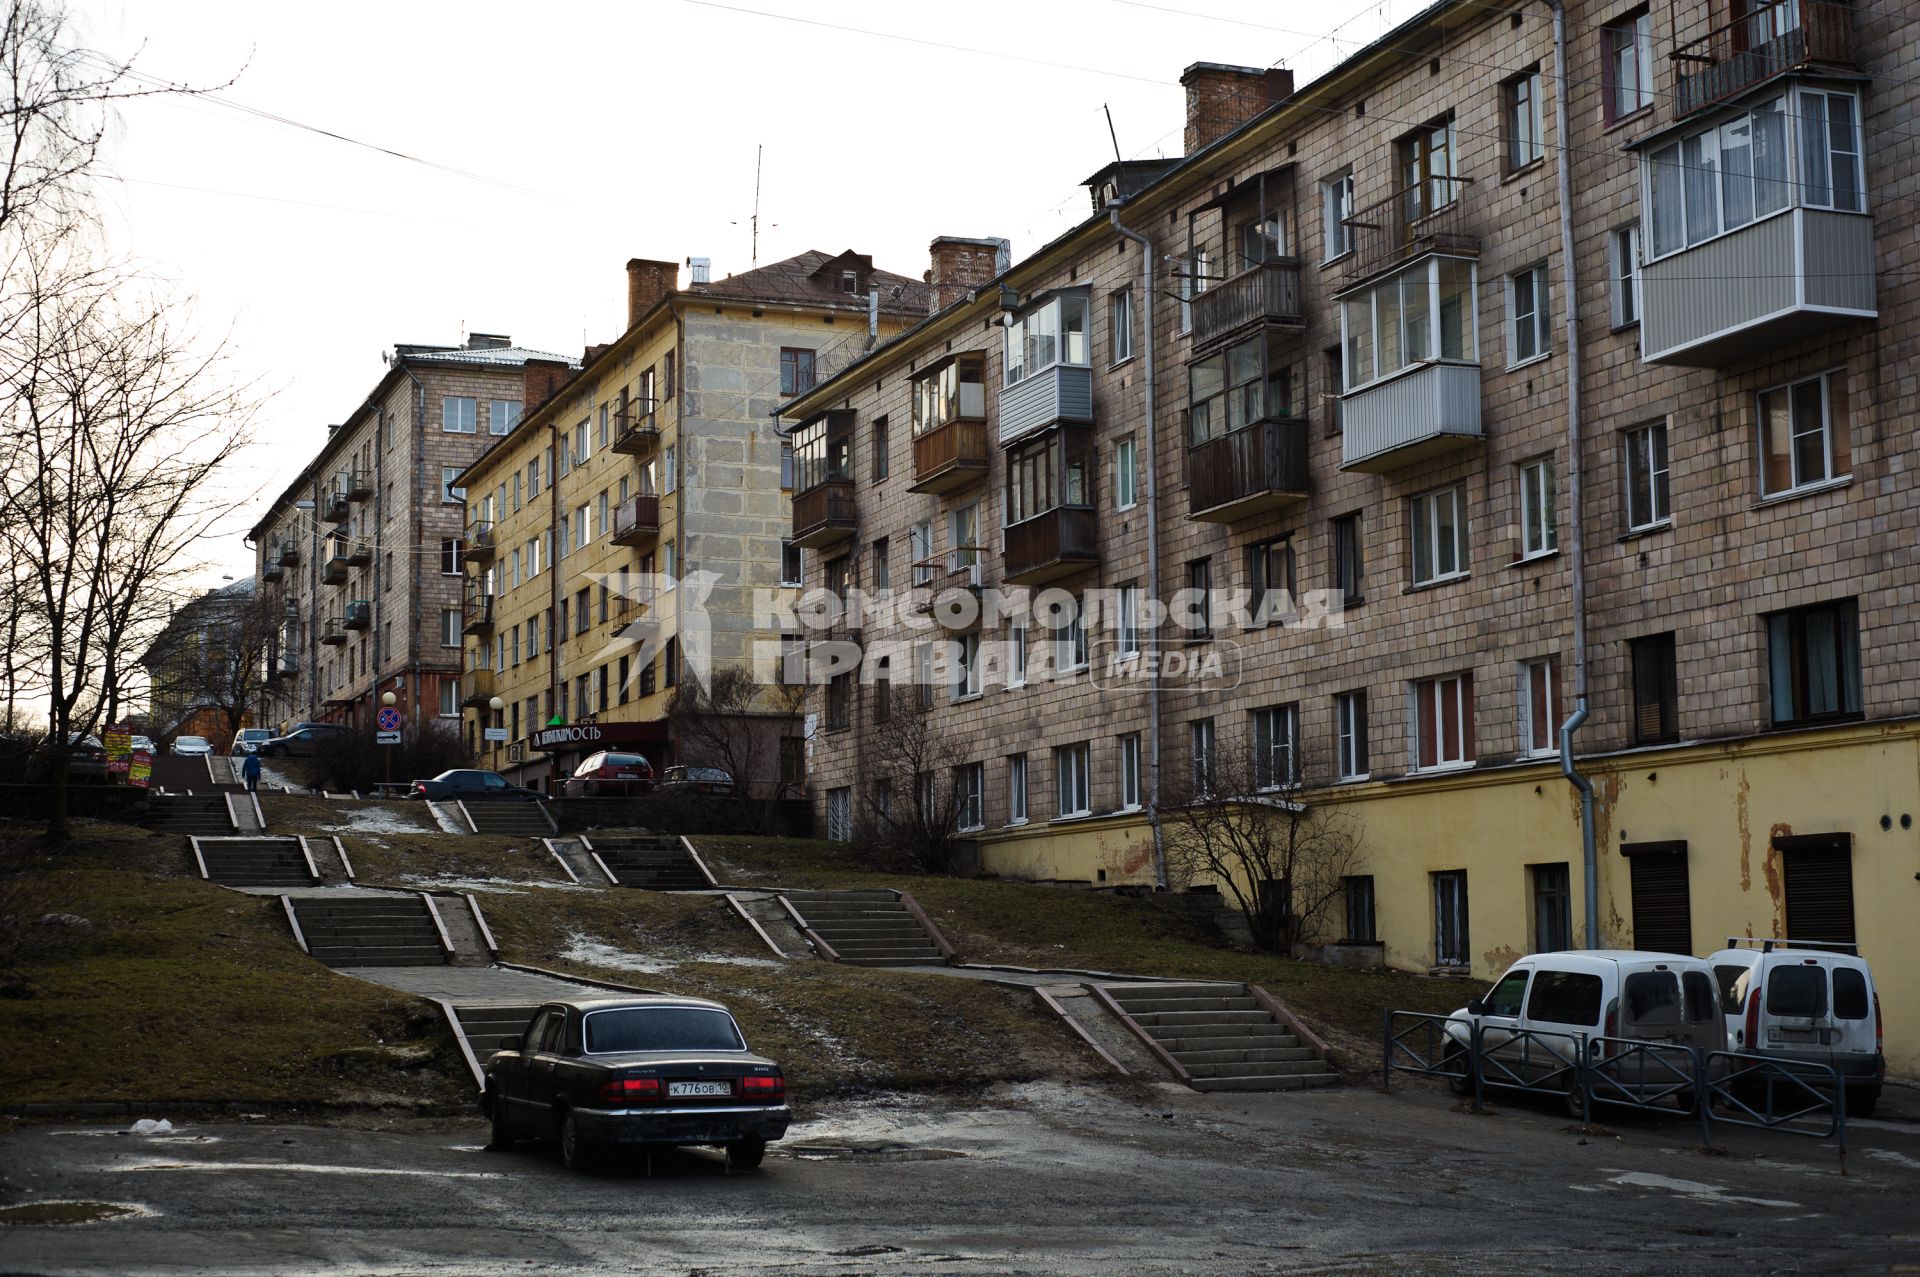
[560,750,655,798]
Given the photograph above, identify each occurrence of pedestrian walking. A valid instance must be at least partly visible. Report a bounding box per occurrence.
[241,750,262,793]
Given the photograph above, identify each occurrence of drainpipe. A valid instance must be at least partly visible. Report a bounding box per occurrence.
[1545,0,1597,947]
[399,362,427,729]
[1109,205,1168,891]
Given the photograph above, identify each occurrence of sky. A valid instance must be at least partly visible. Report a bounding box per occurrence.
[73,0,1433,589]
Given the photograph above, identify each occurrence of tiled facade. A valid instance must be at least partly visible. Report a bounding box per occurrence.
[784,2,1920,1071]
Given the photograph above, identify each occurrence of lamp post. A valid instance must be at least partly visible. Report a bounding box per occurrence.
[381,691,397,792]
[488,696,505,770]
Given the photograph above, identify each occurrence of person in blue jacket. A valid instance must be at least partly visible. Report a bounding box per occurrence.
[240,749,262,793]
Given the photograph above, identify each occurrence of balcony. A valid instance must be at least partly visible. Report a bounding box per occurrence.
[1190,259,1305,352]
[998,363,1093,446]
[461,666,496,707]
[344,468,373,501]
[321,490,350,523]
[1340,362,1483,473]
[319,617,347,646]
[465,519,496,564]
[611,401,661,455]
[320,543,350,584]
[346,537,372,567]
[1342,176,1477,289]
[261,560,284,584]
[910,419,991,495]
[912,551,985,622]
[343,599,371,630]
[462,586,495,636]
[275,539,300,568]
[610,494,662,547]
[1674,1,1854,119]
[1003,507,1098,587]
[790,480,857,550]
[1188,416,1310,522]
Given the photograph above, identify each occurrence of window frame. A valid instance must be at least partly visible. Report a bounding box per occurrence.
[1519,656,1558,757]
[1252,704,1298,792]
[1320,170,1354,263]
[1505,68,1544,170]
[441,396,477,434]
[1109,287,1135,365]
[1055,743,1091,818]
[1766,598,1862,727]
[1410,672,1474,772]
[1757,369,1850,497]
[1409,484,1467,586]
[1335,689,1369,781]
[1609,223,1642,329]
[1630,631,1679,745]
[779,347,817,398]
[1623,421,1671,532]
[1518,456,1558,560]
[1338,255,1479,393]
[1117,732,1141,811]
[954,762,985,832]
[1007,753,1029,825]
[1507,263,1551,367]
[1602,6,1654,125]
[1113,436,1137,511]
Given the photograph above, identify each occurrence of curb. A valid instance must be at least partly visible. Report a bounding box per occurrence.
[2,1098,473,1120]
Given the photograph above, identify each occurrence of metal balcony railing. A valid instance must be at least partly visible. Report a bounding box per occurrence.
[320,544,349,584]
[322,490,351,523]
[344,469,373,500]
[319,617,347,645]
[612,399,662,455]
[462,587,495,635]
[1342,176,1477,287]
[610,494,662,546]
[343,599,372,629]
[464,519,496,563]
[1673,0,1854,118]
[346,538,372,566]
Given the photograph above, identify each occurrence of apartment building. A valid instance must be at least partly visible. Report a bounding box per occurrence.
[249,336,576,733]
[456,253,934,790]
[783,0,1920,1071]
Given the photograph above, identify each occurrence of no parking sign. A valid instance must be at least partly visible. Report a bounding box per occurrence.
[377,707,402,732]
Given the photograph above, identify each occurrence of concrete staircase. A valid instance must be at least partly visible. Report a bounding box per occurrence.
[286,894,450,967]
[1098,982,1340,1093]
[145,793,235,837]
[192,836,316,888]
[459,801,556,837]
[586,834,714,890]
[780,890,952,967]
[448,1003,543,1086]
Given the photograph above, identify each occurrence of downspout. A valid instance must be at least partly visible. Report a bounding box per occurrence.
[1546,0,1597,947]
[549,415,563,787]
[369,404,385,721]
[399,362,427,728]
[1109,205,1167,891]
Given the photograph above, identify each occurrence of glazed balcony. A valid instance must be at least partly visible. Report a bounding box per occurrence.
[910,418,991,496]
[343,468,373,501]
[343,599,371,630]
[1189,258,1305,352]
[1673,0,1854,119]
[1187,416,1310,522]
[320,542,350,584]
[1339,362,1483,474]
[464,519,496,564]
[610,494,662,547]
[319,616,347,646]
[1002,507,1098,587]
[346,537,372,567]
[790,480,857,550]
[462,584,495,636]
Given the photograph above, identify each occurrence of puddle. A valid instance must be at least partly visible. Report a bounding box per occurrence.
[782,1142,964,1163]
[108,1160,505,1180]
[0,1200,152,1226]
[1604,1170,1799,1208]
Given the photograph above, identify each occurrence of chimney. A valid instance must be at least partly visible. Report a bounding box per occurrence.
[521,358,571,417]
[466,332,511,350]
[1181,63,1292,155]
[927,236,1009,313]
[625,258,679,329]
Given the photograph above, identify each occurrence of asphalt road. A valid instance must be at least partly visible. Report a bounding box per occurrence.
[3,1080,1917,1276]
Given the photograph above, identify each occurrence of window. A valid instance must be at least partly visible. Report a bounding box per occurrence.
[1003,292,1091,386]
[440,608,461,648]
[528,454,542,500]
[1335,690,1368,780]
[779,348,816,397]
[826,787,852,842]
[1411,673,1473,771]
[780,442,795,490]
[1008,753,1029,824]
[1433,871,1470,966]
[954,763,984,831]
[1055,743,1090,817]
[1189,717,1216,795]
[1247,538,1293,624]
[1008,623,1028,686]
[1410,485,1466,585]
[1623,422,1670,531]
[1519,657,1558,757]
[440,538,463,575]
[1115,583,1140,656]
[1339,256,1477,391]
[1176,249,1207,334]
[826,671,852,730]
[1799,90,1864,212]
[872,414,890,481]
[780,540,802,587]
[1330,513,1364,606]
[1185,559,1213,639]
[439,679,460,717]
[951,631,983,701]
[1058,597,1089,671]
[1506,69,1543,169]
[663,445,677,495]
[1531,863,1573,952]
[663,636,678,687]
[1758,370,1850,496]
[574,587,590,635]
[1507,265,1550,366]
[1609,224,1641,328]
[441,467,465,503]
[1646,92,1818,257]
[1603,7,1653,123]
[1113,436,1137,510]
[489,399,521,436]
[1630,632,1678,744]
[1109,288,1134,363]
[1320,170,1353,262]
[1398,114,1457,221]
[596,490,609,540]
[1189,334,1289,446]
[949,503,982,584]
[909,520,934,587]
[442,396,477,434]
[1767,599,1861,726]
[1518,458,1557,559]
[870,537,890,591]
[779,736,805,788]
[1252,704,1297,791]
[1117,733,1141,810]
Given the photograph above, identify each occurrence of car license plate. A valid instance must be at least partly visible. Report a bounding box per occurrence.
[1771,1027,1818,1042]
[668,1081,732,1097]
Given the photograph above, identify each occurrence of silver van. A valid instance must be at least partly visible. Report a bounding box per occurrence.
[1708,938,1884,1117]
[1447,951,1726,1113]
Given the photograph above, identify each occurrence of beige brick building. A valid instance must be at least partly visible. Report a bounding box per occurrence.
[782,1,1920,1073]
[249,336,575,734]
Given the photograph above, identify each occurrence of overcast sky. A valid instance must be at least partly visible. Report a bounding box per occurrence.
[75,0,1429,588]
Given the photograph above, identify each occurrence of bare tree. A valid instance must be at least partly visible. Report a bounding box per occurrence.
[140,580,279,744]
[1161,738,1364,953]
[665,665,804,800]
[855,683,968,874]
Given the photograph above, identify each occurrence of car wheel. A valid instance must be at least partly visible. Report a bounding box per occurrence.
[725,1138,766,1171]
[1850,1086,1879,1119]
[558,1109,597,1171]
[1563,1078,1590,1120]
[1441,1042,1473,1097]
[486,1091,514,1150]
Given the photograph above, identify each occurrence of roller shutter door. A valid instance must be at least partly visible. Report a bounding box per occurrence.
[1777,834,1855,945]
[1623,841,1691,955]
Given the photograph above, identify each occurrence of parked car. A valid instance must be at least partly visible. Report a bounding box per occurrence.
[1708,938,1883,1117]
[255,724,353,757]
[654,765,735,797]
[407,769,544,802]
[482,995,789,1170]
[230,728,275,755]
[170,735,212,757]
[24,734,109,783]
[560,750,654,798]
[1446,950,1726,1113]
[129,735,156,756]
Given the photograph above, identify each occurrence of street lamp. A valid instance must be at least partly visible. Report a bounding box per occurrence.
[380,691,398,792]
[488,697,505,757]
[381,691,396,707]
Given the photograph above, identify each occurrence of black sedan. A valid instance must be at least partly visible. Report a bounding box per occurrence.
[482,996,789,1170]
[256,723,353,757]
[407,769,544,801]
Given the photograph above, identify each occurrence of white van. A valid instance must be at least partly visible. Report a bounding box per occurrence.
[1447,951,1726,1112]
[1708,938,1884,1117]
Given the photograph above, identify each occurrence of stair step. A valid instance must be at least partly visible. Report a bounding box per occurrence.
[1190,1073,1341,1093]
[1172,1046,1314,1066]
[1113,996,1259,1015]
[836,956,949,967]
[1181,1058,1332,1079]
[1130,1009,1272,1027]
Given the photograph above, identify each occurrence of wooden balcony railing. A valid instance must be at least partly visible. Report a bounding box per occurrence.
[1190,258,1305,348]
[909,418,991,495]
[1342,176,1477,287]
[791,479,857,549]
[1003,507,1099,586]
[1674,0,1853,118]
[610,494,662,547]
[1188,417,1311,522]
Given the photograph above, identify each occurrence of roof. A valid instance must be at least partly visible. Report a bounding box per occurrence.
[402,344,577,368]
[543,995,732,1012]
[686,249,932,315]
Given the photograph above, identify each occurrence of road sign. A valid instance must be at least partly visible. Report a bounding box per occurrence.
[377,707,402,732]
[377,730,402,745]
[484,727,509,742]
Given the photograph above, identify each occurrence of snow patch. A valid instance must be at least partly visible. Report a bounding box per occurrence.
[425,802,470,835]
[319,806,433,836]
[556,933,782,974]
